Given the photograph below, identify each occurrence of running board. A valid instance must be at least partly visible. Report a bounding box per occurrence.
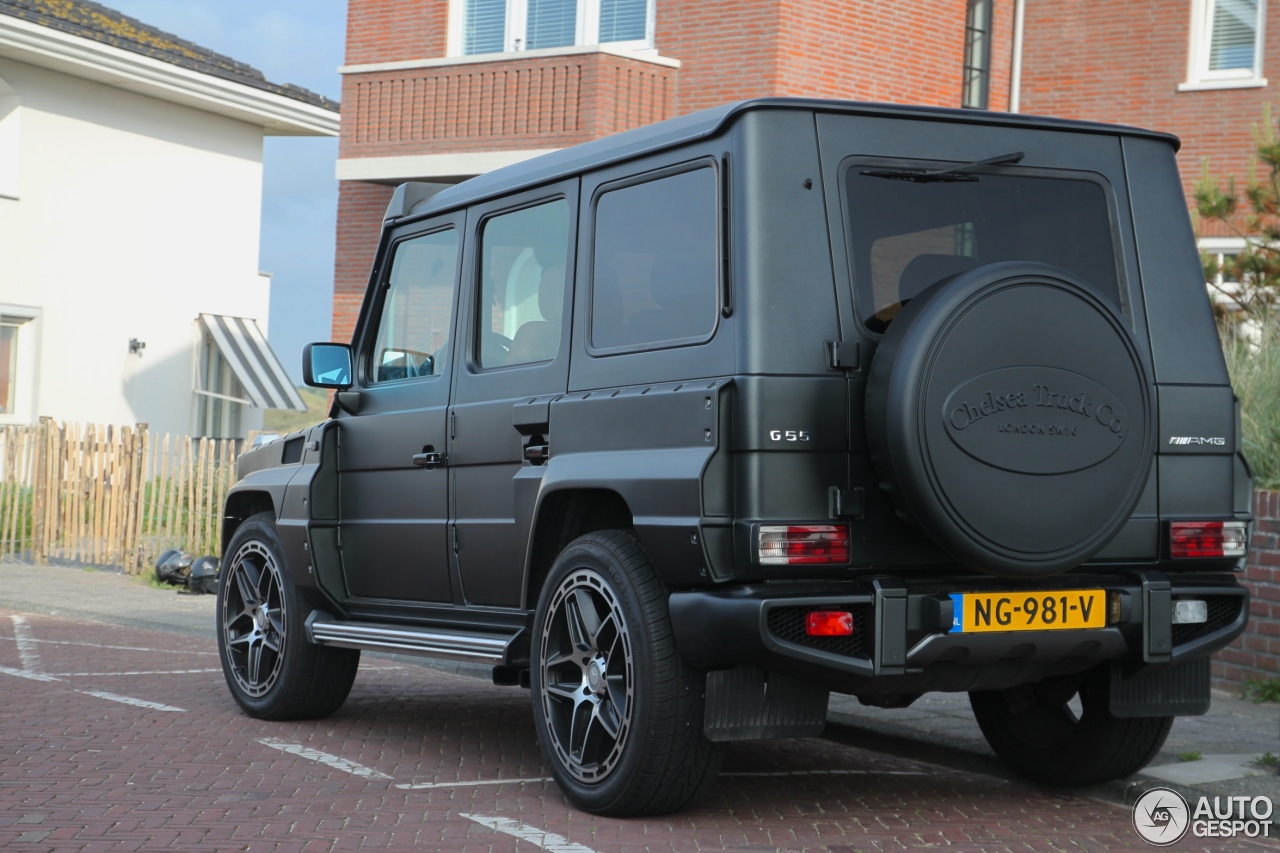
[305,613,520,665]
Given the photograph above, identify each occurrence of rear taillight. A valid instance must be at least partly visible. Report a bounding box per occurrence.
[758,525,850,565]
[805,610,854,636]
[1170,521,1247,559]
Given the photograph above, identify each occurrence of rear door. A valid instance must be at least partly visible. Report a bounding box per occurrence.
[449,182,577,607]
[336,213,464,603]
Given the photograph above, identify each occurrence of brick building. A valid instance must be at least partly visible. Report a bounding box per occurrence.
[332,0,1270,340]
[331,0,1018,340]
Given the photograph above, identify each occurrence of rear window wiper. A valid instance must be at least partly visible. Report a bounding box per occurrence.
[860,151,1025,183]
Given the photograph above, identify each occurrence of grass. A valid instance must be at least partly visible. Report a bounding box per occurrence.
[1178,750,1203,762]
[1257,752,1280,768]
[263,386,330,435]
[1223,317,1280,490]
[1243,676,1280,703]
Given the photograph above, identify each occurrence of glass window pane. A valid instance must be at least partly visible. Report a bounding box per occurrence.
[844,168,1121,332]
[527,0,577,49]
[371,229,459,384]
[599,0,647,43]
[464,0,507,54]
[591,168,719,351]
[0,324,16,414]
[962,0,991,109]
[478,200,570,368]
[1210,0,1259,71]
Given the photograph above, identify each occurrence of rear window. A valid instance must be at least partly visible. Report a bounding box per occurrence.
[844,163,1122,332]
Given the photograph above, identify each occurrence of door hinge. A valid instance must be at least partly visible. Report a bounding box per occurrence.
[449,523,458,552]
[829,487,865,519]
[826,340,860,370]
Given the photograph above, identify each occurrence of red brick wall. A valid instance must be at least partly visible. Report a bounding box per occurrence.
[332,182,396,343]
[1213,490,1280,692]
[338,52,676,160]
[1019,0,1280,226]
[345,0,446,66]
[773,0,967,108]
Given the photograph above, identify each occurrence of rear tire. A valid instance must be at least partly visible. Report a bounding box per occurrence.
[969,667,1172,786]
[531,530,723,816]
[217,512,359,720]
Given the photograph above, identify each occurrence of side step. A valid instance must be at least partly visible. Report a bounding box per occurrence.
[306,613,521,665]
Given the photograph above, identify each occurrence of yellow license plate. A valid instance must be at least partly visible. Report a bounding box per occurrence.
[949,590,1106,633]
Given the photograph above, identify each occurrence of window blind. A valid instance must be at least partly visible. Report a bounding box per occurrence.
[599,0,647,43]
[527,0,577,49]
[464,0,507,54]
[1209,0,1259,72]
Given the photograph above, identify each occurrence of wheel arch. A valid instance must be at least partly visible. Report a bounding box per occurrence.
[523,487,634,610]
[222,489,277,555]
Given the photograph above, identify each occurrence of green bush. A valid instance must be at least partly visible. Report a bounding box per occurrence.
[1223,321,1280,490]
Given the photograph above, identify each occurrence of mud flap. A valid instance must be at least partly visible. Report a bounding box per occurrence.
[703,666,829,742]
[1109,657,1210,718]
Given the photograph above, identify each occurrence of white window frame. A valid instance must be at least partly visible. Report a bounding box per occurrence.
[447,0,655,57]
[1181,0,1268,91]
[0,305,40,426]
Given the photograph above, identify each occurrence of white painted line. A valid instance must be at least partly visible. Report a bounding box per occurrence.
[11,615,40,673]
[462,814,599,853]
[0,664,60,682]
[23,637,217,655]
[721,769,932,778]
[52,669,223,677]
[77,690,186,712]
[396,776,552,790]
[257,738,393,780]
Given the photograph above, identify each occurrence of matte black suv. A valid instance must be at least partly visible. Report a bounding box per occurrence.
[217,98,1252,816]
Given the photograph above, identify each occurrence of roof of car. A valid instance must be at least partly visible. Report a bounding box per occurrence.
[401,97,1180,222]
[0,0,339,111]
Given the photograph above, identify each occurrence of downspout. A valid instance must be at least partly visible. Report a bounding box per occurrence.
[1009,0,1026,112]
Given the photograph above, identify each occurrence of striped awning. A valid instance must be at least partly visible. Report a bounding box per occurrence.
[198,314,305,411]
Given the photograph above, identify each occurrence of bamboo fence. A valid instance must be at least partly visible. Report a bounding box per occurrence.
[0,419,242,573]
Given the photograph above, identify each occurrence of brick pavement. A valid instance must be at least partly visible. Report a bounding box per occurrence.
[0,607,1269,852]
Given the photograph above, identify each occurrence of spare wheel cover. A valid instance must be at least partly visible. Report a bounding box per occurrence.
[865,261,1154,579]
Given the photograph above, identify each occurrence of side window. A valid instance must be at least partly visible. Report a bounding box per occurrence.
[369,228,459,385]
[477,199,570,369]
[590,166,719,352]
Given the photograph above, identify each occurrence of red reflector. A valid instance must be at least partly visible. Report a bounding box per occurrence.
[806,611,854,637]
[758,525,850,565]
[1170,521,1248,558]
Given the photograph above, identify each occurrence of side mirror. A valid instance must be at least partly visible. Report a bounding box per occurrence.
[302,343,353,389]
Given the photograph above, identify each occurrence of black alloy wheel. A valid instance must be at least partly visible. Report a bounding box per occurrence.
[216,512,359,720]
[531,530,722,816]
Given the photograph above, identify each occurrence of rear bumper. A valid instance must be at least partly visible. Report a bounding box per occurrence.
[669,571,1248,698]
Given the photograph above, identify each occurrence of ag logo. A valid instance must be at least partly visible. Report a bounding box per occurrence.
[1133,787,1190,846]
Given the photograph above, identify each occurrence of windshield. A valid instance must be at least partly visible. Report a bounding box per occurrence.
[845,164,1122,332]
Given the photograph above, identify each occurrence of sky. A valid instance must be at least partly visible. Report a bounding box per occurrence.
[106,0,348,384]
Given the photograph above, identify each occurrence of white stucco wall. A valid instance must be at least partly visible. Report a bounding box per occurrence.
[0,57,272,437]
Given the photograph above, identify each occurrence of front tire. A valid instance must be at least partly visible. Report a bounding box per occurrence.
[217,512,359,720]
[531,531,723,816]
[969,667,1173,786]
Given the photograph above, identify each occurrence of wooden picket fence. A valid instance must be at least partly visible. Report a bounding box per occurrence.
[0,419,242,573]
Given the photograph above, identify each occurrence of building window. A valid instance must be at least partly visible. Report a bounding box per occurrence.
[0,310,37,423]
[453,0,654,55]
[962,0,993,109]
[197,337,246,439]
[1185,0,1268,89]
[0,319,21,414]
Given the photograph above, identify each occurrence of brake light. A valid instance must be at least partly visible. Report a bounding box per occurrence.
[1170,521,1247,559]
[806,610,854,636]
[758,525,850,565]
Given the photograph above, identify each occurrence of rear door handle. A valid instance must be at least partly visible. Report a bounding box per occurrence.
[412,450,445,469]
